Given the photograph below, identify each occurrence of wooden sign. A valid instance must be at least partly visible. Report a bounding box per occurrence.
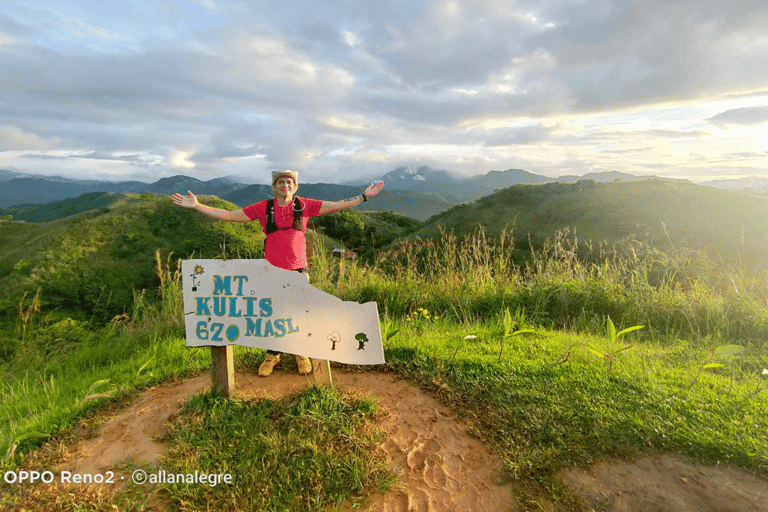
[181,259,385,365]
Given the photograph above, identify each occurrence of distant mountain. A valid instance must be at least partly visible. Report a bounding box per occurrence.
[221,184,276,205]
[555,171,650,183]
[377,166,669,198]
[91,181,146,194]
[0,175,461,223]
[0,170,36,181]
[357,189,462,221]
[380,166,557,198]
[5,167,763,223]
[701,177,768,191]
[0,174,144,208]
[380,166,463,190]
[142,175,248,197]
[217,175,253,185]
[0,168,660,211]
[0,177,95,209]
[465,168,552,195]
[222,182,462,221]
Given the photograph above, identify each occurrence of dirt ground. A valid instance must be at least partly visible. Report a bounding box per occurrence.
[52,369,767,511]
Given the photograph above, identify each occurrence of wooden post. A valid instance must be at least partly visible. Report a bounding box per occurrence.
[211,345,235,397]
[311,358,333,387]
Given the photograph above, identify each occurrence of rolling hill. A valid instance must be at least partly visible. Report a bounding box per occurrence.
[0,192,120,222]
[403,178,768,270]
[0,193,266,323]
[0,193,422,325]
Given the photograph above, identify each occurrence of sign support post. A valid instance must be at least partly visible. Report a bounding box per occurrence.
[211,345,235,397]
[311,358,333,387]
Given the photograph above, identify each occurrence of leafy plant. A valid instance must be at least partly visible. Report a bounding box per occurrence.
[5,431,48,459]
[498,308,535,362]
[381,317,400,345]
[583,317,644,373]
[81,378,113,405]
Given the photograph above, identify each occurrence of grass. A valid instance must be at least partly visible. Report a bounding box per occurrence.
[0,253,203,458]
[385,319,767,497]
[310,226,768,346]
[1,385,396,512]
[158,386,395,511]
[1,227,767,511]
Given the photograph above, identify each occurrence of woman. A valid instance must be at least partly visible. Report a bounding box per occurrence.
[171,170,385,376]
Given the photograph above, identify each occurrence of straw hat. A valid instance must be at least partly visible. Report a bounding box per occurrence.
[271,170,299,188]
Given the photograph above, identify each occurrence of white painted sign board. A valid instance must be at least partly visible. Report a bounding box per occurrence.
[182,259,385,365]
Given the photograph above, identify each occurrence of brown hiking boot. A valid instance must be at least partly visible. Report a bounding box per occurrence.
[295,355,312,375]
[258,353,280,377]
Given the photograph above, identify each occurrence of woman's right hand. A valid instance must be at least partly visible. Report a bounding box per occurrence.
[171,190,198,210]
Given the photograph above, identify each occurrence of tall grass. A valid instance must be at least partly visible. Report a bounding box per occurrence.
[310,226,768,347]
[0,250,207,460]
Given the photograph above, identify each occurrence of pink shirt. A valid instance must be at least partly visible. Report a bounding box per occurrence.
[242,197,323,270]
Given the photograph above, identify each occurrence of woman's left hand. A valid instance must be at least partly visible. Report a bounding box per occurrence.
[364,181,385,198]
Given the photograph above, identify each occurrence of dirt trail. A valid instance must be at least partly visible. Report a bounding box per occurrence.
[57,370,767,511]
[559,454,767,512]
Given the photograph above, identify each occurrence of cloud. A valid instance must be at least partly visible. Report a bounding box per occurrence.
[0,33,18,48]
[525,0,768,110]
[227,31,355,94]
[0,125,60,150]
[0,0,766,183]
[190,0,218,13]
[0,13,32,40]
[75,150,145,163]
[708,106,768,126]
[483,125,554,147]
[168,149,197,170]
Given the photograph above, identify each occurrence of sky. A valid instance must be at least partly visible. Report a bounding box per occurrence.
[0,0,767,185]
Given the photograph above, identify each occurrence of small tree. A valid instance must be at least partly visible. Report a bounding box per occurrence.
[583,317,644,373]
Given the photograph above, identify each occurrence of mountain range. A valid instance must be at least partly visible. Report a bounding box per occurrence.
[1,167,764,221]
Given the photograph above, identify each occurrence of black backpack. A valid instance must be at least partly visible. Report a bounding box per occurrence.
[263,197,304,254]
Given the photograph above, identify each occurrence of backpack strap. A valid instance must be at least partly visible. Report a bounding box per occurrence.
[265,197,305,235]
[265,198,276,235]
[291,196,304,231]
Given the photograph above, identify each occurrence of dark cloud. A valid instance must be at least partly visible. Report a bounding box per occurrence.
[20,153,64,160]
[483,125,554,147]
[526,0,768,111]
[0,13,32,36]
[75,151,144,162]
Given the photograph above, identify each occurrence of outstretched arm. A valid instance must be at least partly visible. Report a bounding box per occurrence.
[318,181,385,216]
[171,191,250,223]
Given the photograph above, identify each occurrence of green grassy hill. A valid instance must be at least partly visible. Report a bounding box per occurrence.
[405,179,768,270]
[0,193,265,326]
[310,210,422,260]
[0,192,120,222]
[0,194,421,333]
